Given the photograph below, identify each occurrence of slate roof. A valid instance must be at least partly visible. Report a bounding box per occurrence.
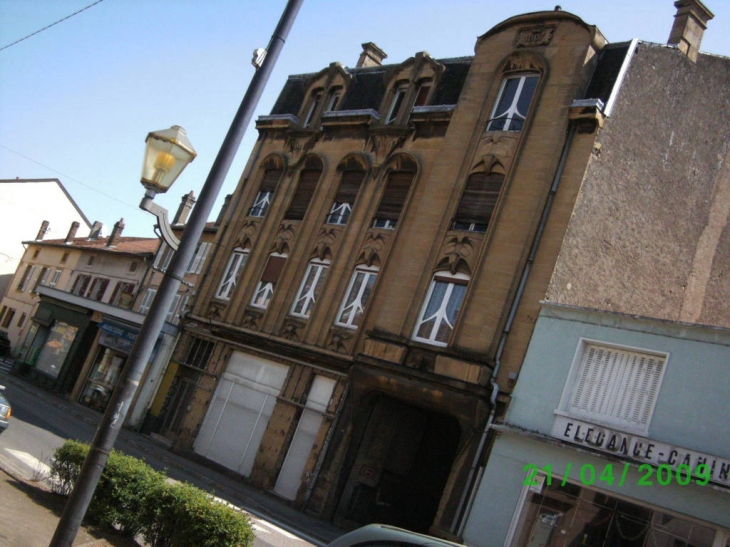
[270,57,474,117]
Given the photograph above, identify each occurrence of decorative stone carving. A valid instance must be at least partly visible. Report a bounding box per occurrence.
[514,25,556,48]
[280,320,303,341]
[357,231,389,267]
[272,223,296,254]
[405,349,434,372]
[312,227,338,260]
[242,310,261,330]
[327,330,352,354]
[440,235,475,275]
[207,303,223,321]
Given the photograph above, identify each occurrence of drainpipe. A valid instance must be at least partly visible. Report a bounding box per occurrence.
[453,122,577,537]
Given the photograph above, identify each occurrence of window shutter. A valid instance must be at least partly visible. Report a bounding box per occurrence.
[454,172,504,226]
[260,169,282,193]
[261,255,286,283]
[285,169,321,220]
[375,171,414,221]
[335,170,364,204]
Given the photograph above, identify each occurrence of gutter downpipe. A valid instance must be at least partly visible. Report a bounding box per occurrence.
[453,121,577,538]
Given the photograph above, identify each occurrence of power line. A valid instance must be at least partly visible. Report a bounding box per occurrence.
[0,143,137,210]
[0,0,105,53]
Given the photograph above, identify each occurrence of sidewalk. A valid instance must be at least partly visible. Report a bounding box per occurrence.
[0,369,344,547]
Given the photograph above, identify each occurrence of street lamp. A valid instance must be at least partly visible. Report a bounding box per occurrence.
[139,125,197,250]
[50,2,302,545]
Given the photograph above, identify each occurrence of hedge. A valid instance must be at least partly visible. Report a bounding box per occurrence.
[50,440,254,547]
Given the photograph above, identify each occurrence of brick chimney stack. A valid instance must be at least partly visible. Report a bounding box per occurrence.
[106,218,125,248]
[357,42,387,68]
[173,191,196,225]
[36,220,50,241]
[88,221,103,240]
[65,221,80,244]
[668,0,714,62]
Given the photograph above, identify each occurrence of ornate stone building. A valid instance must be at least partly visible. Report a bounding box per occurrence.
[155,1,728,539]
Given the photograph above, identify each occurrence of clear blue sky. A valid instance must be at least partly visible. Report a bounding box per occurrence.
[2,0,729,239]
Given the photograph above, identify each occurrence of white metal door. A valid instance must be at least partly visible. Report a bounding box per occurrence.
[273,375,335,500]
[194,352,288,476]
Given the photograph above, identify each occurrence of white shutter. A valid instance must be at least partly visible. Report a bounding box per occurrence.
[569,343,666,432]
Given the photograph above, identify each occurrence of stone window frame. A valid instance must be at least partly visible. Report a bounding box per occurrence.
[412,271,469,347]
[215,247,250,301]
[486,73,540,132]
[335,265,378,329]
[290,258,330,319]
[251,253,287,310]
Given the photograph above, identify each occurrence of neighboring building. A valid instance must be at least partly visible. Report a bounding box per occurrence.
[461,1,730,545]
[0,178,91,296]
[148,0,727,541]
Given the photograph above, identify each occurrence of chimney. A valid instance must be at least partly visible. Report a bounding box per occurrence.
[106,218,125,247]
[668,0,714,62]
[215,194,233,226]
[88,221,103,240]
[65,221,80,244]
[36,220,50,241]
[173,191,196,224]
[357,42,387,68]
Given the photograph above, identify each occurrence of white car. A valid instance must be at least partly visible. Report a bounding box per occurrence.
[328,524,466,547]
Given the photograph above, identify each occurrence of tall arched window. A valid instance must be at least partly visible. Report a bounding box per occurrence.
[372,158,416,229]
[285,156,323,221]
[487,74,539,132]
[249,167,283,218]
[327,159,365,226]
[452,170,505,233]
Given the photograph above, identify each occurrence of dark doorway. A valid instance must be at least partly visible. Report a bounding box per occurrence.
[341,397,460,533]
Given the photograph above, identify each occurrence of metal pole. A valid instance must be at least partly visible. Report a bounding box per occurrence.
[49,2,303,544]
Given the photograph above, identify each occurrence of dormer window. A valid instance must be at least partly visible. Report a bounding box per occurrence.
[413,80,431,107]
[487,74,539,132]
[325,88,342,113]
[304,90,323,127]
[386,85,408,124]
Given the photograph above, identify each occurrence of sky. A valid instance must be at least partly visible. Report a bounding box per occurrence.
[1,0,729,239]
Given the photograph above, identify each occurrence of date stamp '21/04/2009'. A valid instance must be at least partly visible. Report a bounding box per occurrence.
[523,462,712,488]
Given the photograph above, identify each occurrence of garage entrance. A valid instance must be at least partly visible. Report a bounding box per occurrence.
[339,397,460,533]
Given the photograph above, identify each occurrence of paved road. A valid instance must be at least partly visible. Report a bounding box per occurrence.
[0,367,336,547]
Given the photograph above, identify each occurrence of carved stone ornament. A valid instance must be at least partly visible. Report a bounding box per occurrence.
[357,231,389,267]
[440,235,475,275]
[280,320,303,341]
[312,227,338,260]
[405,349,434,372]
[242,310,261,330]
[514,25,556,48]
[272,223,296,254]
[327,330,352,354]
[207,303,223,321]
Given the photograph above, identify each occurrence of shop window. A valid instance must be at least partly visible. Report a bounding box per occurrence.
[216,248,249,300]
[291,259,329,318]
[487,74,539,132]
[562,342,667,434]
[249,168,283,218]
[452,171,505,232]
[326,168,364,225]
[413,272,469,346]
[251,254,287,309]
[285,159,322,221]
[335,266,378,329]
[510,481,719,547]
[139,288,157,314]
[183,336,214,370]
[79,348,125,412]
[372,167,415,229]
[34,321,77,379]
[187,241,212,274]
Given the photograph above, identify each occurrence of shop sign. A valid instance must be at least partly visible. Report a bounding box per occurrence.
[551,415,730,488]
[99,321,138,354]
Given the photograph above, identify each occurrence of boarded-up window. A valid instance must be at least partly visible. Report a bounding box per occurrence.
[452,172,504,233]
[285,168,322,221]
[372,170,415,229]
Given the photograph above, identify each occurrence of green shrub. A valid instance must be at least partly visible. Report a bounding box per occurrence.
[49,439,88,496]
[140,482,255,547]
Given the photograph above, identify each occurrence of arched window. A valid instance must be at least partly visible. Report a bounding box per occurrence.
[291,259,330,318]
[249,167,283,218]
[327,161,365,225]
[412,272,469,346]
[335,265,378,329]
[452,171,505,232]
[251,253,287,309]
[285,157,323,221]
[372,158,416,229]
[215,248,249,300]
[487,74,539,132]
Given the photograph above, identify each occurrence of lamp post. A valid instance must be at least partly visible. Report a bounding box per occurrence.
[49,1,302,545]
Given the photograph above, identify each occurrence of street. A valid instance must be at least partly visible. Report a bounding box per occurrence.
[0,367,326,547]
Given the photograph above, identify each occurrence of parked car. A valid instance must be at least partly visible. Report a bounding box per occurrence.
[0,330,10,357]
[328,524,465,547]
[0,386,11,434]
